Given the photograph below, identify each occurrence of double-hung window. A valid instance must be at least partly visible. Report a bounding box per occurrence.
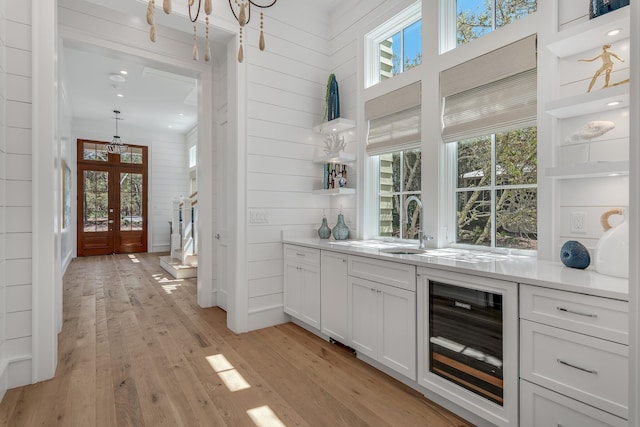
[442,35,538,251]
[367,82,422,240]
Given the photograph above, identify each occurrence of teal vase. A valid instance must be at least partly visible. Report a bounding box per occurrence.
[317,216,331,239]
[332,213,349,240]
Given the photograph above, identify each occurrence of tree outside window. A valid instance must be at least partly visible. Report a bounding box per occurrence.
[456,127,537,249]
[456,0,537,46]
[379,149,422,239]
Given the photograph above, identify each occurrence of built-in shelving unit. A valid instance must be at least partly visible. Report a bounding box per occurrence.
[544,5,630,181]
[313,117,356,195]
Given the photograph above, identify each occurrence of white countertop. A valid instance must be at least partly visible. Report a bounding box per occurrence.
[283,238,629,301]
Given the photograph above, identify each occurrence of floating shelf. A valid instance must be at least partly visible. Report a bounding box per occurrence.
[312,188,356,195]
[313,152,356,164]
[313,118,356,134]
[545,160,629,179]
[546,6,630,58]
[545,84,629,118]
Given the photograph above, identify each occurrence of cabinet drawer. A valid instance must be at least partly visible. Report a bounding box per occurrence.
[520,284,628,344]
[283,244,320,266]
[520,380,627,427]
[348,255,415,291]
[520,320,628,419]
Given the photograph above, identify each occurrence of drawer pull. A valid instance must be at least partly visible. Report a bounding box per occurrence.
[296,252,306,257]
[556,306,598,318]
[556,358,598,375]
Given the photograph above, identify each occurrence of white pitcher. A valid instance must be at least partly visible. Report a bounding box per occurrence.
[595,208,629,279]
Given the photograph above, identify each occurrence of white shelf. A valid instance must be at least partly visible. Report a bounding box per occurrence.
[545,160,629,179]
[313,118,356,134]
[313,152,356,164]
[545,84,629,118]
[312,188,356,196]
[547,6,630,58]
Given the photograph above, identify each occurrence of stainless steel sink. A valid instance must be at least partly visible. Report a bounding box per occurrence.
[379,247,426,255]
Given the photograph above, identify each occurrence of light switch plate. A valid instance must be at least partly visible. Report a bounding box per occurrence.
[570,212,587,233]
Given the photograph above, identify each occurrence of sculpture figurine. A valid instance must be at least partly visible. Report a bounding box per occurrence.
[579,44,630,92]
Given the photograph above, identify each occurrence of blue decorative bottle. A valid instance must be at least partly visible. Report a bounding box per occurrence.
[317,216,331,239]
[332,213,349,240]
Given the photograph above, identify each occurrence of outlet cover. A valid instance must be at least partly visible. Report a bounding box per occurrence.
[570,212,587,233]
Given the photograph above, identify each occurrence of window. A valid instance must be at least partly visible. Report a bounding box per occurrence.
[454,128,537,250]
[440,0,536,52]
[365,2,422,87]
[378,149,422,239]
[189,145,197,168]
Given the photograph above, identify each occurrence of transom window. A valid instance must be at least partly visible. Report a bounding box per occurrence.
[365,1,422,88]
[456,0,536,46]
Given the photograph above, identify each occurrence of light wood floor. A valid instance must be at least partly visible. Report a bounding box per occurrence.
[0,253,472,427]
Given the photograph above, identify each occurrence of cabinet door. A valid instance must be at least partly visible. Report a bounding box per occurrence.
[284,261,303,319]
[321,251,349,343]
[301,265,320,329]
[349,276,378,359]
[379,283,416,380]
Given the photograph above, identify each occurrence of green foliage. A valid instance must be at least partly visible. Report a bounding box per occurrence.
[457,0,537,46]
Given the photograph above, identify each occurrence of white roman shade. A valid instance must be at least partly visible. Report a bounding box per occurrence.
[441,35,537,143]
[366,81,421,155]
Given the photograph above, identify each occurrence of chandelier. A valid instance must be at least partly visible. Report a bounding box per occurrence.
[106,110,128,154]
[145,0,277,63]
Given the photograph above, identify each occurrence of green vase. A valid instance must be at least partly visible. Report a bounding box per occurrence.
[332,213,349,240]
[317,216,331,239]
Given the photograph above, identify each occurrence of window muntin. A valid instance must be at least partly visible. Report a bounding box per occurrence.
[455,127,537,250]
[455,0,537,47]
[378,149,422,239]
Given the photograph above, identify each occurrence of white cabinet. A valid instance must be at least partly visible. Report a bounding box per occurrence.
[320,250,349,343]
[348,256,416,380]
[283,244,320,329]
[519,284,629,423]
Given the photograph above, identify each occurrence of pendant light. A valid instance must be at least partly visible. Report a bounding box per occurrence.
[106,110,128,154]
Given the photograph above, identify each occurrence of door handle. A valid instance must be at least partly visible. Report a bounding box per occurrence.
[108,220,115,224]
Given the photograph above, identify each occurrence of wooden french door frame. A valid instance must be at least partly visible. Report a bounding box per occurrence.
[77,139,148,256]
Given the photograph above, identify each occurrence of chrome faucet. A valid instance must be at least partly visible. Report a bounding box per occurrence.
[405,196,432,249]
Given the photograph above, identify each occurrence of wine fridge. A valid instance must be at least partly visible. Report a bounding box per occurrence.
[417,268,518,427]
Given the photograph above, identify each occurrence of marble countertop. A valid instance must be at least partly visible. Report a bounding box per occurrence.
[283,238,629,301]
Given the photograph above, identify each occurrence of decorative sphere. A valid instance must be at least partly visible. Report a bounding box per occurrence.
[560,241,591,269]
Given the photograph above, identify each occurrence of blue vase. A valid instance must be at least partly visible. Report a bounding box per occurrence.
[327,74,340,121]
[317,216,331,239]
[560,240,591,269]
[332,213,349,240]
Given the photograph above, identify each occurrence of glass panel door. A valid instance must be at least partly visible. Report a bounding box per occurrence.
[78,167,114,256]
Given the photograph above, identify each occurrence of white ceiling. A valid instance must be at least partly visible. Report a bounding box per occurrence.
[63,42,199,135]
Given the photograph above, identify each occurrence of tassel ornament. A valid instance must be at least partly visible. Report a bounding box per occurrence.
[204,0,212,16]
[146,0,154,25]
[238,3,247,27]
[192,25,199,61]
[150,25,156,42]
[163,0,171,14]
[259,11,265,51]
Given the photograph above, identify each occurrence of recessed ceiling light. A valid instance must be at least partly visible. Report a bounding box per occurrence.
[607,100,621,107]
[607,28,621,36]
[109,73,126,83]
[168,124,173,128]
[117,93,124,98]
[178,113,184,116]
[120,70,128,75]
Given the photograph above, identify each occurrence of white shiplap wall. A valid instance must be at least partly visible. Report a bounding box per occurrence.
[0,0,7,401]
[2,0,33,391]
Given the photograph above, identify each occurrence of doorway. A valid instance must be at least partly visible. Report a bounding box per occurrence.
[77,139,148,256]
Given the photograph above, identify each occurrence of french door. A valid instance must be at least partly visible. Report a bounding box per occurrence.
[77,140,148,256]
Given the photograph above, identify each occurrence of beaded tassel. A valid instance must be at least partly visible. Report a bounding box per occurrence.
[259,11,265,51]
[163,0,171,14]
[205,15,211,62]
[238,26,244,62]
[192,24,199,61]
[147,0,156,42]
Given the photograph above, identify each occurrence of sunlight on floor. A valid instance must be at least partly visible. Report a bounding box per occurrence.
[206,354,251,392]
[128,254,140,263]
[247,406,286,427]
[151,273,184,294]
